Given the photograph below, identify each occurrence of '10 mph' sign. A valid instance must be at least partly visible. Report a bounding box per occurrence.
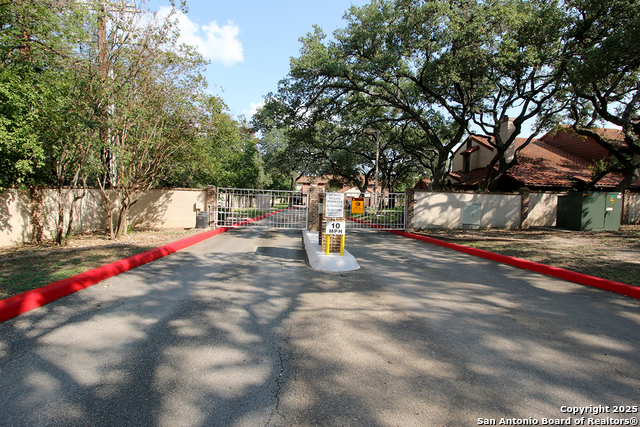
[326,221,346,235]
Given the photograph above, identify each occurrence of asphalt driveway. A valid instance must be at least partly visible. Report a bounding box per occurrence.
[0,228,638,426]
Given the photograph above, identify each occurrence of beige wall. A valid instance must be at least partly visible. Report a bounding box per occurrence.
[411,191,521,229]
[525,192,561,228]
[129,189,207,228]
[1,188,208,247]
[628,193,640,224]
[0,189,32,246]
[3,187,639,247]
[0,188,106,247]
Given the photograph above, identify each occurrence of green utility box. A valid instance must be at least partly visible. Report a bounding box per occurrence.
[556,192,622,231]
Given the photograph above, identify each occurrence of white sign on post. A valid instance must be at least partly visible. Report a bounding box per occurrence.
[325,192,345,218]
[326,221,346,235]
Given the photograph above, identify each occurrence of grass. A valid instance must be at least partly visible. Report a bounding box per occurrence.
[0,245,157,299]
[0,227,201,300]
[349,208,405,224]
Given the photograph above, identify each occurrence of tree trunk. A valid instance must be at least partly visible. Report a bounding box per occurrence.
[614,166,639,193]
[30,186,44,243]
[115,203,129,237]
[430,151,449,191]
[55,187,66,245]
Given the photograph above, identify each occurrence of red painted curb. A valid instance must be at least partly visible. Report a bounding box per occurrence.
[391,230,640,300]
[0,207,294,323]
[0,227,231,323]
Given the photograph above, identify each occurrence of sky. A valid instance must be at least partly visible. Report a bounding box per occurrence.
[146,0,371,121]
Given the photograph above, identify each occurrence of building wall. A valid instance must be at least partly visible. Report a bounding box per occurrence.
[451,143,495,172]
[478,145,495,168]
[410,191,521,229]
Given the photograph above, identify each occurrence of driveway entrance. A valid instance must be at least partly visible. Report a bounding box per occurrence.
[1,228,638,426]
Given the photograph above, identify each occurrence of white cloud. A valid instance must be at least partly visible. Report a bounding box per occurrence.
[159,6,244,67]
[244,101,264,118]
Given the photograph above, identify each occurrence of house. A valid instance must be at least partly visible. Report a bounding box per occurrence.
[295,175,331,193]
[296,175,381,194]
[449,118,638,192]
[414,177,431,190]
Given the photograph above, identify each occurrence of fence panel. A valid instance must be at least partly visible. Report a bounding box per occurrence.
[344,193,406,230]
[215,188,308,229]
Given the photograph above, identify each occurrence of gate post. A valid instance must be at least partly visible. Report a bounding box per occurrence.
[405,188,415,231]
[206,185,217,228]
[308,187,322,231]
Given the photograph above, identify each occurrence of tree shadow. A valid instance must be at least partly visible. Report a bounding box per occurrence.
[0,228,638,427]
[0,189,31,245]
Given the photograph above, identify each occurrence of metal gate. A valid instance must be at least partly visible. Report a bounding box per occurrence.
[215,188,308,229]
[344,192,406,230]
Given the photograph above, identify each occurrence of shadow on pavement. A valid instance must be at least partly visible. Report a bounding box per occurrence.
[0,228,638,426]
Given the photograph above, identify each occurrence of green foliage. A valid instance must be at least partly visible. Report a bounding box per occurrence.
[562,0,640,191]
[161,96,268,189]
[0,66,45,190]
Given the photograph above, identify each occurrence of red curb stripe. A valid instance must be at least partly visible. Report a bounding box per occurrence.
[0,207,295,323]
[0,227,231,323]
[391,230,640,300]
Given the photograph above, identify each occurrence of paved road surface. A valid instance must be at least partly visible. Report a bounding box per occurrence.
[1,229,639,426]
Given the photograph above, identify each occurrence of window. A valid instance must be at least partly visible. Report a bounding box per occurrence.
[463,154,471,172]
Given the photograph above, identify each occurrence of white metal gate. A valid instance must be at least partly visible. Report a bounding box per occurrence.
[344,192,406,230]
[215,188,308,229]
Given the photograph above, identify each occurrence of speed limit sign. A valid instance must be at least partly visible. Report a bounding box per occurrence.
[326,221,346,235]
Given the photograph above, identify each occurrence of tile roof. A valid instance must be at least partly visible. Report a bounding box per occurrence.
[450,136,639,190]
[460,145,480,155]
[469,135,495,151]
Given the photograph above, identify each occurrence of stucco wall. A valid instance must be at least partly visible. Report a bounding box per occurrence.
[524,192,561,227]
[1,188,208,247]
[0,188,105,247]
[129,189,207,228]
[627,193,640,224]
[411,191,521,229]
[0,189,32,246]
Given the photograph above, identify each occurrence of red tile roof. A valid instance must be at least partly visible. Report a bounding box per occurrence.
[450,136,639,190]
[460,145,480,155]
[469,135,495,151]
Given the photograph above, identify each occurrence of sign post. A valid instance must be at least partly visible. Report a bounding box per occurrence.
[325,221,346,255]
[321,192,347,255]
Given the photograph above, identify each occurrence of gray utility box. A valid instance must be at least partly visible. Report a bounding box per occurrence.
[196,211,208,229]
[556,191,622,231]
[461,202,482,229]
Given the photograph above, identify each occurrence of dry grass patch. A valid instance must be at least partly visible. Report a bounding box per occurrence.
[0,228,205,299]
[415,225,640,287]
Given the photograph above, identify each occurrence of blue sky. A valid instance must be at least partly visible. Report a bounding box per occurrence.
[147,0,370,121]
